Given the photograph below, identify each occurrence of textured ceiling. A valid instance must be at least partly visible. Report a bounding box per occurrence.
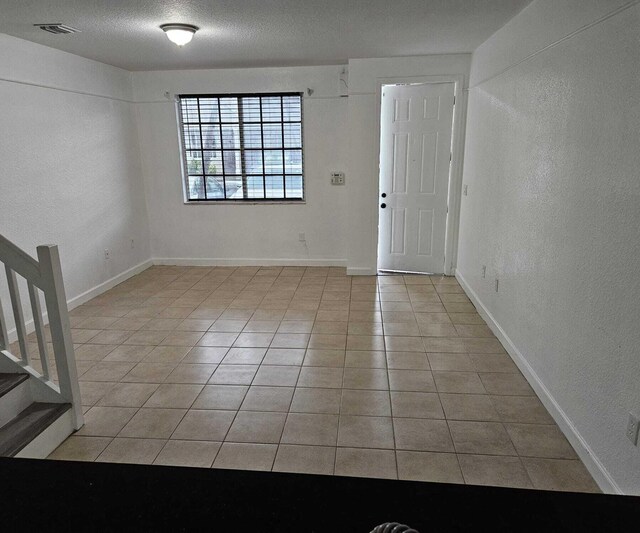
[0,0,532,71]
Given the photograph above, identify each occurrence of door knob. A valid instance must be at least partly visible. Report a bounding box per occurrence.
[381,193,387,198]
[380,203,387,208]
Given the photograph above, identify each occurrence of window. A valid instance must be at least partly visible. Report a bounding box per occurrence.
[178,93,304,202]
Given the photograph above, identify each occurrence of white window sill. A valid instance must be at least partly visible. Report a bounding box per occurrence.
[183,200,306,206]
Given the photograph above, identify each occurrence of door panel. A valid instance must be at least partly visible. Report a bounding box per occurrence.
[378,82,455,274]
[394,98,411,122]
[419,133,438,194]
[423,96,440,119]
[392,133,409,193]
[417,209,434,256]
[390,208,407,255]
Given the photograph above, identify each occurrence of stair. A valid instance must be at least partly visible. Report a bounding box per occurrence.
[0,373,29,397]
[0,373,72,458]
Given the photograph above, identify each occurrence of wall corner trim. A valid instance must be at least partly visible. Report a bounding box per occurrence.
[455,269,623,495]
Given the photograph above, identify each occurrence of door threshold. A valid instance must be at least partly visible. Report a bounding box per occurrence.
[378,269,436,275]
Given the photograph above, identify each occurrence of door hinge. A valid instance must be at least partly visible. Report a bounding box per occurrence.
[453,95,456,105]
[449,153,452,162]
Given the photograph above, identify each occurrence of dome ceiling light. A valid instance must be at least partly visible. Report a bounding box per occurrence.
[161,23,198,46]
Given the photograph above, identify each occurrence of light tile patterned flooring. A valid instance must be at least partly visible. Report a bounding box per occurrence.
[29,266,597,492]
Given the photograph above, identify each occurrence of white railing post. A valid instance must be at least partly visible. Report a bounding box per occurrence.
[27,282,51,380]
[0,294,9,351]
[5,266,30,364]
[37,245,84,430]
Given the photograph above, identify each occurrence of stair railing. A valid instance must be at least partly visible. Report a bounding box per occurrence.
[0,234,83,430]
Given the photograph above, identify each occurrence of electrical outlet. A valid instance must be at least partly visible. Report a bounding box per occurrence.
[104,249,111,260]
[331,172,345,185]
[298,232,306,242]
[481,265,486,278]
[495,279,499,292]
[463,184,468,196]
[627,413,639,445]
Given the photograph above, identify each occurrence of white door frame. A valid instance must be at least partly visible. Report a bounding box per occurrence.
[374,74,467,276]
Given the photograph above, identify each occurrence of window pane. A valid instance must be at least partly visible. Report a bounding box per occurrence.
[285,176,303,199]
[246,176,265,198]
[223,150,241,175]
[186,151,203,175]
[187,176,205,199]
[283,96,301,121]
[262,96,282,122]
[241,97,261,122]
[244,150,263,174]
[199,98,219,122]
[224,176,243,198]
[221,125,240,149]
[264,150,283,174]
[285,150,302,173]
[183,125,201,150]
[263,124,283,148]
[202,151,222,175]
[201,124,221,149]
[205,176,225,199]
[283,123,301,148]
[242,124,262,148]
[219,98,239,122]
[265,176,284,199]
[181,99,200,123]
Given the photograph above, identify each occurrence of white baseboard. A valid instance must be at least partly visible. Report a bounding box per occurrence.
[67,259,153,310]
[455,269,621,495]
[6,259,153,344]
[153,257,347,267]
[346,267,377,276]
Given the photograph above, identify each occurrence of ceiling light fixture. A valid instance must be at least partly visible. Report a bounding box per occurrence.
[161,23,198,46]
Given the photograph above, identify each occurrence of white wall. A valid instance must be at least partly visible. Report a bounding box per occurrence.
[457,0,640,494]
[0,34,151,329]
[132,66,349,265]
[132,57,471,268]
[346,55,471,274]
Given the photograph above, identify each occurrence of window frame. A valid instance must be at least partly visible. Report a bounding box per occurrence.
[176,92,305,204]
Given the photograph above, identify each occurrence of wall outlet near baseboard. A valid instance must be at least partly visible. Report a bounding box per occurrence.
[330,172,345,185]
[104,249,111,260]
[627,413,639,445]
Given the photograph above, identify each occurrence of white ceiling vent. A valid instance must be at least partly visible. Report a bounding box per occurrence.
[34,23,81,35]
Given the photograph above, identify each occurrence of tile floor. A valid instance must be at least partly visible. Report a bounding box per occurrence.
[20,265,597,492]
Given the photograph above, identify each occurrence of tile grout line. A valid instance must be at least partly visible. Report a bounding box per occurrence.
[332,274,352,476]
[383,275,400,480]
[428,276,465,484]
[213,273,269,466]
[273,271,309,473]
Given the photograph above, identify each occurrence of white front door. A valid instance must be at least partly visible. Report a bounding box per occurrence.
[377,82,455,274]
